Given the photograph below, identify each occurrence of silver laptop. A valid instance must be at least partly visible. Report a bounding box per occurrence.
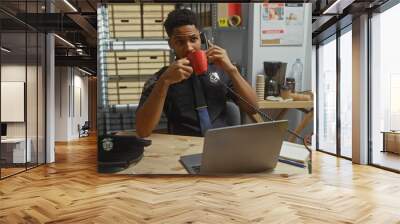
[180,120,288,174]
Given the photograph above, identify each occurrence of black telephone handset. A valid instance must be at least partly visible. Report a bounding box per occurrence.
[200,32,209,50]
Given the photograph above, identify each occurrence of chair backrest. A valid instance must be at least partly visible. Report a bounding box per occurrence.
[225,100,241,126]
[82,121,90,128]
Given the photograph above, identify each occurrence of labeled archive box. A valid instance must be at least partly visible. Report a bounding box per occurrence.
[105,50,170,77]
[104,49,170,105]
[108,4,175,39]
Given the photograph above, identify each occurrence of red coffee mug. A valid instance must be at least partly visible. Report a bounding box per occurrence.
[187,50,208,75]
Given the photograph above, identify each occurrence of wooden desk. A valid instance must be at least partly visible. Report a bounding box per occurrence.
[258,100,313,109]
[257,100,313,142]
[1,138,32,164]
[117,134,309,175]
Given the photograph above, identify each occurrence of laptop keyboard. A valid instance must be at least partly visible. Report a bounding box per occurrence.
[192,165,201,173]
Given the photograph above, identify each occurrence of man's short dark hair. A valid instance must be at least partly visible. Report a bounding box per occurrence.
[164,8,199,37]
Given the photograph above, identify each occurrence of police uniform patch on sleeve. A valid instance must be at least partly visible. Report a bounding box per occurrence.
[102,137,113,152]
[143,75,158,91]
[209,72,220,84]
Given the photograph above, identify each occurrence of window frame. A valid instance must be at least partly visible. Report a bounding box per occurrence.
[315,24,353,160]
[368,1,400,173]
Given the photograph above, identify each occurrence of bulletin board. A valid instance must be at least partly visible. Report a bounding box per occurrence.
[260,3,304,46]
[1,82,25,122]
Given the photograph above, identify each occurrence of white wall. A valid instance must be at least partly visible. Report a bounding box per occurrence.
[1,65,39,137]
[1,64,46,163]
[352,14,369,164]
[55,67,89,141]
[72,72,89,138]
[1,65,27,139]
[312,45,317,149]
[246,3,313,140]
[55,67,69,141]
[247,3,312,89]
[369,5,400,164]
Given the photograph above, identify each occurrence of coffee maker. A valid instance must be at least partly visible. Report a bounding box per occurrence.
[263,61,287,98]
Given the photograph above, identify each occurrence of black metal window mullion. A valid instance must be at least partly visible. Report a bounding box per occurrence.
[36,0,39,167]
[68,71,71,117]
[111,5,116,39]
[366,7,400,173]
[367,11,373,165]
[0,16,2,179]
[72,68,75,117]
[140,4,144,39]
[315,24,355,161]
[44,29,47,164]
[161,4,165,39]
[114,52,120,105]
[25,0,28,171]
[336,30,341,157]
[316,36,337,155]
[315,44,320,152]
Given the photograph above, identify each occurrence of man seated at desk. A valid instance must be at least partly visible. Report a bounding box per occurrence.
[136,9,258,137]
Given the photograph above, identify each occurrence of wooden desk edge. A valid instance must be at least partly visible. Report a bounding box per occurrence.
[257,100,314,109]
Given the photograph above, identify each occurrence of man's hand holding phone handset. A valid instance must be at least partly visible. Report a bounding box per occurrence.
[206,40,237,74]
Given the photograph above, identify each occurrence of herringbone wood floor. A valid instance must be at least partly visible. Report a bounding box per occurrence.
[1,135,400,223]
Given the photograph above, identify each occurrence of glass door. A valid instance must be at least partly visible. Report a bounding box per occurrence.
[339,27,352,159]
[317,36,337,155]
[370,3,400,171]
[0,0,47,179]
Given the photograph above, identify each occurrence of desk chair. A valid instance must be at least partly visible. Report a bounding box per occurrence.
[225,100,241,126]
[78,121,90,138]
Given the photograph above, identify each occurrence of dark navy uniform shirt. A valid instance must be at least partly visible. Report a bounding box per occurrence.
[137,64,237,137]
